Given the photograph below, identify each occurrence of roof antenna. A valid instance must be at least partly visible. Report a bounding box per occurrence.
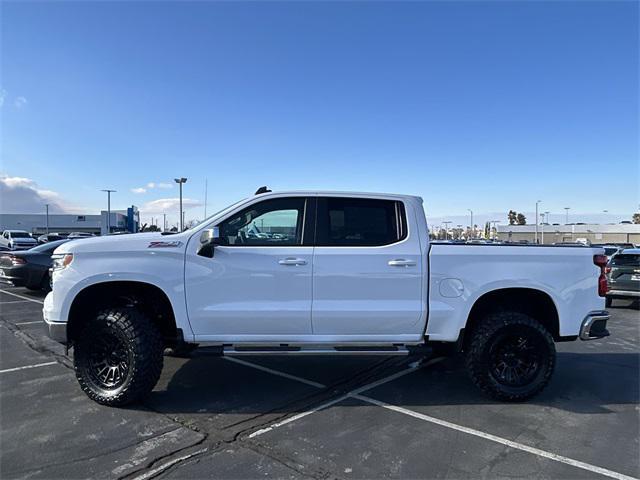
[255,186,271,195]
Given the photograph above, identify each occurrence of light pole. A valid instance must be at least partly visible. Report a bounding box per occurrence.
[564,207,570,224]
[540,213,546,244]
[490,220,499,240]
[467,209,473,239]
[535,200,541,244]
[101,189,116,235]
[174,178,187,231]
[45,204,49,234]
[163,213,167,232]
[443,221,452,241]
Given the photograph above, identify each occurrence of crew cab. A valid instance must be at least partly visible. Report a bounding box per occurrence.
[43,190,610,406]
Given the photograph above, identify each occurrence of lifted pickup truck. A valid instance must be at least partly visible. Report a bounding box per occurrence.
[43,190,610,406]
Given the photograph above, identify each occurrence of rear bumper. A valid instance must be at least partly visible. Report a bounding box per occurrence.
[607,290,640,298]
[579,311,610,341]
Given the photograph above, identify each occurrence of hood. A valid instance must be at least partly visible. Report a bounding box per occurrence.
[53,232,189,255]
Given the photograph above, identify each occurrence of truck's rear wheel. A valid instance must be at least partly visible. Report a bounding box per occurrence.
[465,311,555,402]
[74,308,164,406]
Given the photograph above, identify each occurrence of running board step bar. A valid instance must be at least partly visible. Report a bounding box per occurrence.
[223,346,411,356]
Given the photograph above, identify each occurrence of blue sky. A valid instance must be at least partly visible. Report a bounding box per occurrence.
[1,1,638,228]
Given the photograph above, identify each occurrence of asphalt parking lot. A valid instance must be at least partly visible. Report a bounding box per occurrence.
[1,286,638,480]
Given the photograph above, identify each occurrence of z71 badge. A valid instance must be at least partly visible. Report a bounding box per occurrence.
[148,241,183,248]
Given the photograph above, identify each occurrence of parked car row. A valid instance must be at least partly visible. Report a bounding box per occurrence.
[0,231,104,290]
[0,230,95,251]
[0,239,70,291]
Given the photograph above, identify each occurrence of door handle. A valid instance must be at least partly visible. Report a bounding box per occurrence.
[388,259,416,267]
[278,258,307,266]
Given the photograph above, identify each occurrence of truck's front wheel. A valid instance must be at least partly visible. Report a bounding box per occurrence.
[74,308,164,406]
[465,312,555,402]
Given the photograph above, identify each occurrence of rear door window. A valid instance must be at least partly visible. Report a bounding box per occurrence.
[315,197,407,246]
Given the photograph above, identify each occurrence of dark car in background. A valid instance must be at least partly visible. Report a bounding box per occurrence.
[67,232,94,239]
[606,249,640,307]
[0,239,69,291]
[37,233,68,244]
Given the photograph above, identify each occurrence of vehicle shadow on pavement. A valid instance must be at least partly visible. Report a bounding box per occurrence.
[137,351,638,421]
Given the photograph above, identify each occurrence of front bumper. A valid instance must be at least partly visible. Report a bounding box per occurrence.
[43,292,68,344]
[579,311,610,341]
[11,244,36,250]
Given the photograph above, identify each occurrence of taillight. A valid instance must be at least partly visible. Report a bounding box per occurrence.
[8,255,26,266]
[593,255,608,297]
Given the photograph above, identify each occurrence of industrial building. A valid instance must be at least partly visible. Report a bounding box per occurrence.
[0,206,140,236]
[496,223,640,245]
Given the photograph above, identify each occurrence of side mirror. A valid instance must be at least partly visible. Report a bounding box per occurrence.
[197,227,220,258]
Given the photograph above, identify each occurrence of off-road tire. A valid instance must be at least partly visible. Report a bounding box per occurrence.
[74,308,164,406]
[465,311,555,402]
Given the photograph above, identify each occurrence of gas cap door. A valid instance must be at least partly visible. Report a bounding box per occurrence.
[439,278,464,298]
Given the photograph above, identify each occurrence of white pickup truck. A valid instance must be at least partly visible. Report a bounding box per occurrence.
[43,190,610,406]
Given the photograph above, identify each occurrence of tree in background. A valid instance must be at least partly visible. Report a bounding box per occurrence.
[508,210,517,225]
[140,223,160,232]
[484,221,491,238]
[517,213,527,225]
[633,213,640,224]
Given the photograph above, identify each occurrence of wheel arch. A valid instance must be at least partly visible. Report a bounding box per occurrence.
[67,280,179,347]
[463,287,561,346]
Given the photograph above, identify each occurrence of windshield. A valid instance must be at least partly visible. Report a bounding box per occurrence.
[29,239,69,253]
[604,247,619,256]
[11,232,32,238]
[611,254,640,267]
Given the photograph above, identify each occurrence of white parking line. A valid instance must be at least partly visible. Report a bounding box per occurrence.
[0,361,58,374]
[0,300,33,305]
[354,394,636,480]
[247,362,421,438]
[0,290,44,305]
[248,394,349,438]
[15,321,43,326]
[236,357,636,480]
[224,356,326,388]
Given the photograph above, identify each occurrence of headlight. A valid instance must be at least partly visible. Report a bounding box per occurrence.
[52,253,73,271]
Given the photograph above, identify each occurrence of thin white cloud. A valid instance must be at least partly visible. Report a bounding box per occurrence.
[0,89,6,108]
[131,181,173,193]
[14,96,27,109]
[141,197,203,215]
